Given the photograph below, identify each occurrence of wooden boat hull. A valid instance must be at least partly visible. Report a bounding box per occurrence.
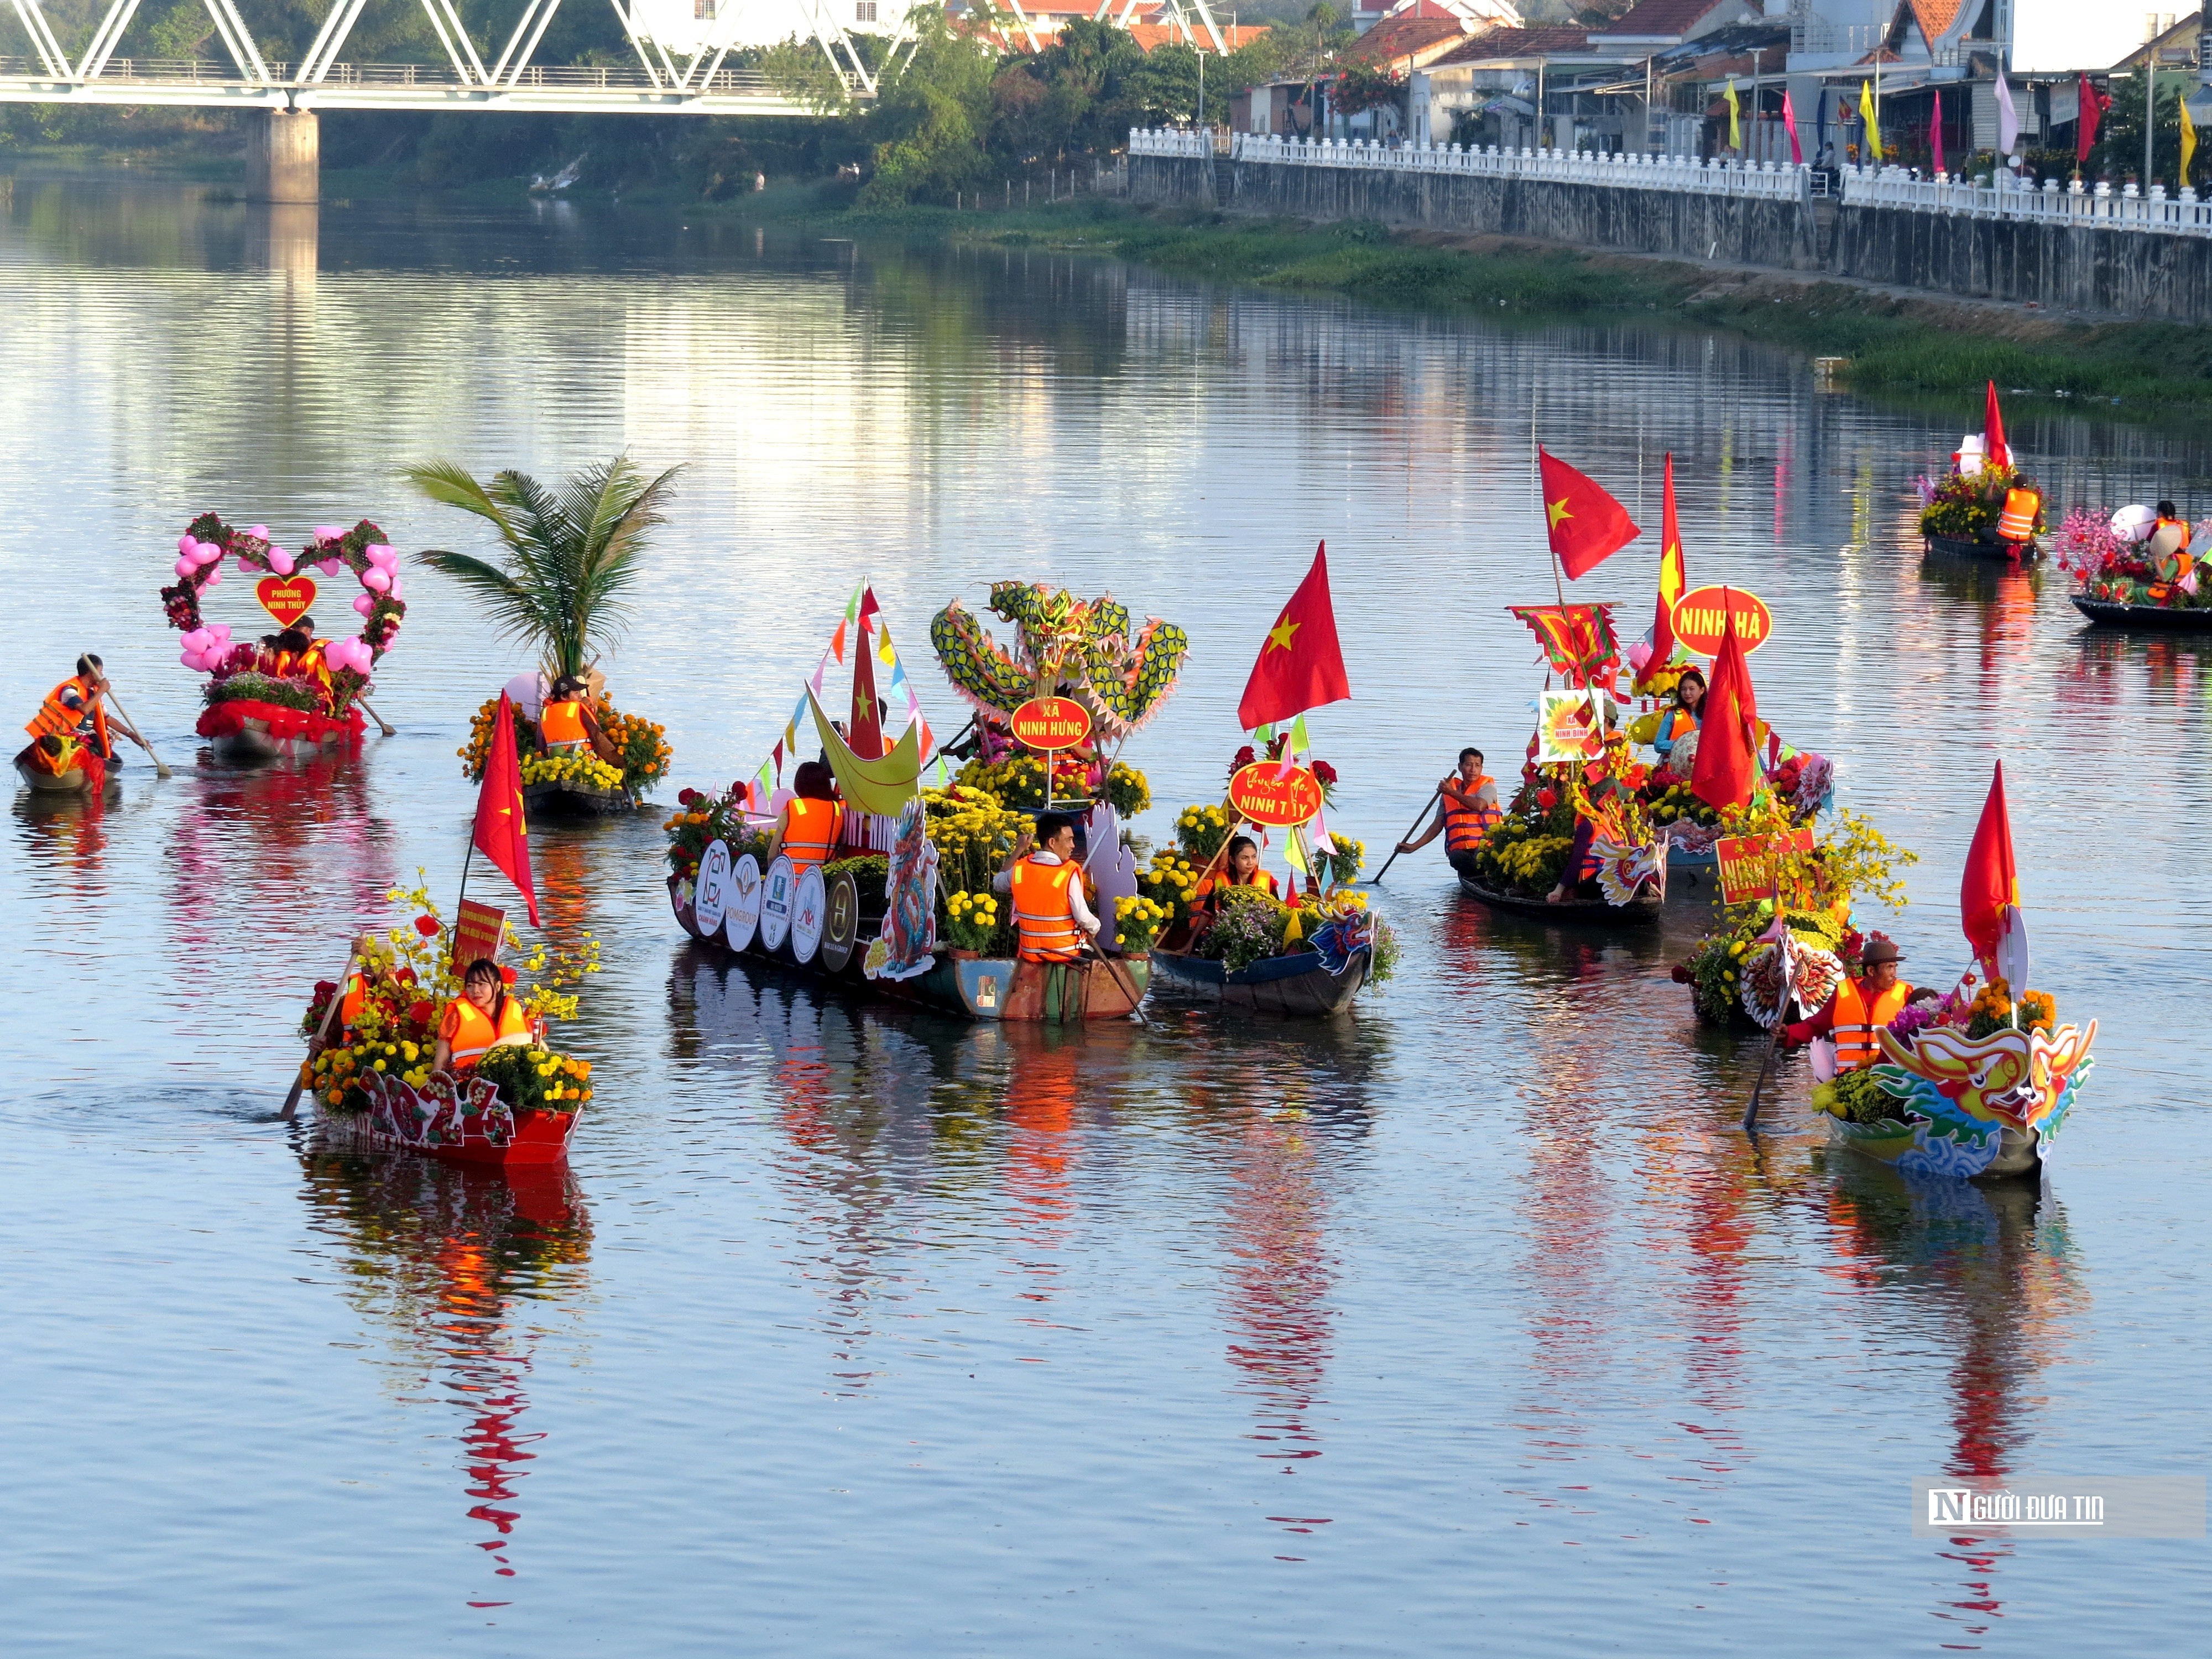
[210,718,350,764]
[1150,945,1370,1015]
[326,1072,580,1167]
[524,779,635,818]
[1827,1115,2042,1182]
[1458,873,1661,926]
[13,755,111,794]
[2070,594,2212,631]
[1924,530,2039,562]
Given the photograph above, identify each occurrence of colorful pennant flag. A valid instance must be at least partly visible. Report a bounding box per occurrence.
[1509,602,1621,687]
[471,691,538,926]
[1238,542,1352,732]
[1537,450,1641,580]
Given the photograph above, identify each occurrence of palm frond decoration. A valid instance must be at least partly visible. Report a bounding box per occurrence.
[404,455,681,680]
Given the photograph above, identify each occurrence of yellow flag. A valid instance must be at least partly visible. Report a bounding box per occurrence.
[806,686,923,816]
[2184,96,2198,188]
[1725,80,1741,152]
[1861,79,1881,162]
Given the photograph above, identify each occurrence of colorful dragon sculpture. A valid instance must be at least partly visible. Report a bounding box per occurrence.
[1833,1021,2098,1180]
[930,582,1189,737]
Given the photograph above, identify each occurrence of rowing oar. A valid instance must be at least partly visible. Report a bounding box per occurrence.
[1098,947,1151,1027]
[102,686,170,779]
[1741,933,1794,1136]
[358,698,397,738]
[1365,786,1442,885]
[283,942,358,1120]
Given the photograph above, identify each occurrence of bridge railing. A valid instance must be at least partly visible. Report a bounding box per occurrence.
[1129,127,2212,239]
[0,55,780,96]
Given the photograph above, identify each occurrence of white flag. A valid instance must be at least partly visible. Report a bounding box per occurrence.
[1994,75,2019,158]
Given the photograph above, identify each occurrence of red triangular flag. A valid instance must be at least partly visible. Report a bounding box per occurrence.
[472,691,539,926]
[1238,542,1352,732]
[1961,760,2020,977]
[848,587,885,760]
[1690,594,1758,813]
[1538,449,1641,580]
[1983,379,2010,473]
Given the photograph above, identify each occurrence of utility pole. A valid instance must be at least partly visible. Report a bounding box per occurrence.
[1537,56,1547,149]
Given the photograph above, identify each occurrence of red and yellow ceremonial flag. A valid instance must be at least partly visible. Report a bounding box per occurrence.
[472,691,539,926]
[1538,448,1641,580]
[1239,542,1352,732]
[1642,452,1687,685]
[1690,596,1759,813]
[1961,760,2020,975]
[1983,379,2010,473]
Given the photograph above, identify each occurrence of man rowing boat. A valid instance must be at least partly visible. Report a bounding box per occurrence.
[1395,748,1502,877]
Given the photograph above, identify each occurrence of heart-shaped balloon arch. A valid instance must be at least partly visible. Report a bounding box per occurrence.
[161,512,406,694]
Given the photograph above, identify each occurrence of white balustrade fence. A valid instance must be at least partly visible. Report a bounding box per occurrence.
[1128,127,2212,239]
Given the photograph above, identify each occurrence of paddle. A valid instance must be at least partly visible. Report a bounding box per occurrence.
[1097,946,1151,1027]
[1741,928,1794,1136]
[1366,786,1443,885]
[282,943,358,1120]
[101,686,170,779]
[358,698,397,738]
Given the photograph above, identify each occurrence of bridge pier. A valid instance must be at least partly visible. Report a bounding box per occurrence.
[246,109,319,205]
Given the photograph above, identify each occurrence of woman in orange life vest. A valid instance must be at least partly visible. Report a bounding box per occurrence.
[1193,833,1281,921]
[1396,747,1504,877]
[1652,667,1705,771]
[432,958,533,1074]
[993,810,1101,963]
[1783,936,1938,1071]
[537,675,613,758]
[768,759,846,877]
[2146,499,2197,585]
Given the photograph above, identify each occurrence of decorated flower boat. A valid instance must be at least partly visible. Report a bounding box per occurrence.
[665,581,1183,1024]
[1914,392,2044,562]
[161,513,402,765]
[2053,504,2212,631]
[461,687,666,820]
[298,879,600,1168]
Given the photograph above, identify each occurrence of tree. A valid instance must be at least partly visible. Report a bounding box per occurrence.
[406,455,680,680]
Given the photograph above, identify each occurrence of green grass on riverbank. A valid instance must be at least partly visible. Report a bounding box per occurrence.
[797,194,2212,416]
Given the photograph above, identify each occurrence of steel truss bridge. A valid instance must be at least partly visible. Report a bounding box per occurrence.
[0,0,902,114]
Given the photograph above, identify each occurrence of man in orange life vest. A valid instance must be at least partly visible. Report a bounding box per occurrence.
[1395,747,1503,877]
[994,810,1101,963]
[538,675,614,759]
[1783,936,1936,1071]
[23,653,149,778]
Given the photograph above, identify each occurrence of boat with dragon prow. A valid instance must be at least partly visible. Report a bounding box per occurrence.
[666,579,1187,1022]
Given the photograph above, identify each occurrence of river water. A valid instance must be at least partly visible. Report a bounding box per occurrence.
[3,174,2207,1653]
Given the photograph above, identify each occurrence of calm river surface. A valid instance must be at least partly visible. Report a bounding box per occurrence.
[3,173,2207,1654]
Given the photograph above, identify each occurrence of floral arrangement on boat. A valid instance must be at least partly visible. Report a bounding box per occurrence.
[1671,805,1918,1029]
[162,513,404,745]
[460,691,671,799]
[661,782,768,885]
[1468,738,1664,905]
[1916,463,2044,544]
[1814,977,2096,1180]
[297,878,599,1123]
[954,752,1152,817]
[2052,507,2209,611]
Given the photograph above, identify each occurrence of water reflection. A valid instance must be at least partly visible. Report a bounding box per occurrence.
[297,1149,592,1596]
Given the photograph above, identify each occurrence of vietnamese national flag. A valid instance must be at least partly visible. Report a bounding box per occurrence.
[848,585,885,760]
[1983,379,2010,473]
[1238,542,1352,732]
[1642,452,1687,685]
[1961,760,2020,975]
[2077,74,2110,167]
[472,691,539,926]
[1690,594,1759,813]
[1538,449,1641,579]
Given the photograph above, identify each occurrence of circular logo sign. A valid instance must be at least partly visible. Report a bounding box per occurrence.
[1228,761,1325,827]
[818,870,860,972]
[789,865,828,964]
[693,839,732,936]
[724,853,763,952]
[254,574,317,628]
[1670,586,1772,656]
[759,854,795,953]
[1010,696,1093,753]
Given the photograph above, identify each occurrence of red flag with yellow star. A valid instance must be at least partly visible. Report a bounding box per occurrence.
[1640,452,1687,687]
[472,691,539,926]
[1961,760,2020,979]
[1238,542,1351,732]
[1539,448,1640,579]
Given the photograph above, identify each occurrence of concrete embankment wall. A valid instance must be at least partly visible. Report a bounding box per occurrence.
[1131,154,2211,323]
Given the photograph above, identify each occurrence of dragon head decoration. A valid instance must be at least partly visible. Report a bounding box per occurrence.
[930,581,1189,739]
[1874,1021,2098,1137]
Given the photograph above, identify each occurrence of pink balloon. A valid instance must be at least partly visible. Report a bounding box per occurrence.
[176,534,196,555]
[202,564,222,587]
[207,623,230,641]
[174,556,197,579]
[386,577,404,602]
[319,559,341,577]
[268,551,295,576]
[248,525,269,540]
[352,594,375,616]
[365,544,397,568]
[313,524,342,541]
[362,567,391,592]
[191,541,222,565]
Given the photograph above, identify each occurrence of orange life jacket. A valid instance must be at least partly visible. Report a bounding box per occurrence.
[781,797,844,874]
[1832,977,1912,1072]
[1197,866,1279,902]
[1010,855,1084,962]
[1443,773,1502,852]
[340,972,367,1032]
[25,676,107,752]
[540,698,587,748]
[439,994,530,1070]
[1996,488,2041,544]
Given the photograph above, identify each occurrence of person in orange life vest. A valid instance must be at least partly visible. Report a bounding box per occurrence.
[1993,476,2044,549]
[537,675,609,756]
[1783,936,1937,1070]
[432,958,533,1074]
[2146,499,2197,585]
[1396,748,1503,875]
[993,810,1100,963]
[1193,833,1281,921]
[769,760,846,877]
[1652,667,1705,770]
[24,654,144,766]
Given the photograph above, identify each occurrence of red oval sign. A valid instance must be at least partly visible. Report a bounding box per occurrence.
[255,574,318,628]
[1228,761,1324,827]
[1010,695,1092,752]
[1670,585,1772,656]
